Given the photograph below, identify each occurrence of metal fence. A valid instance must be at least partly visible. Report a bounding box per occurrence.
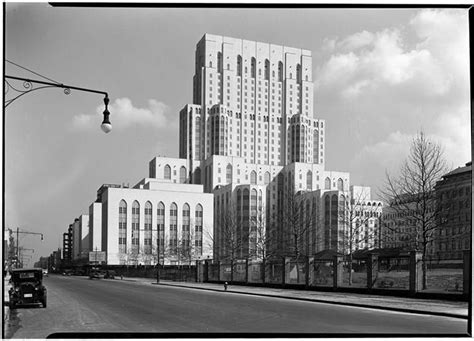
[197,250,470,298]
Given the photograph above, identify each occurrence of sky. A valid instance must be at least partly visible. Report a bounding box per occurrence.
[4,4,470,266]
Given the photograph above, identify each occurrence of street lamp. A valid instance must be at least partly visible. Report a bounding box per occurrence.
[4,73,112,133]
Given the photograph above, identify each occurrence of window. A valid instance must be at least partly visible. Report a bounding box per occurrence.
[306,171,312,191]
[250,171,257,185]
[264,171,271,185]
[156,201,165,252]
[131,201,140,252]
[118,200,127,253]
[337,178,344,191]
[144,201,152,254]
[179,166,187,183]
[170,203,178,254]
[226,164,232,183]
[164,164,171,179]
[325,177,331,190]
[195,204,203,254]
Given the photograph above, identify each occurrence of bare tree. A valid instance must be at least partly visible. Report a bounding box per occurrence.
[250,203,277,283]
[339,189,383,285]
[380,131,449,289]
[281,186,315,283]
[209,201,244,283]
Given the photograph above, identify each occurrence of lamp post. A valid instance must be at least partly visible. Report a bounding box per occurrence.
[4,75,112,133]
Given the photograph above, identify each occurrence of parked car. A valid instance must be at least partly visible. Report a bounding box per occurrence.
[9,268,47,308]
[89,270,106,279]
[104,270,116,279]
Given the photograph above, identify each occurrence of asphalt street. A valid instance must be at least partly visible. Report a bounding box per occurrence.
[4,274,469,338]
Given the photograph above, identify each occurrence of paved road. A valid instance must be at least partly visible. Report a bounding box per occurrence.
[4,275,468,338]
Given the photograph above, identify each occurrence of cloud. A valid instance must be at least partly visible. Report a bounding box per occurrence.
[72,97,171,131]
[316,10,467,101]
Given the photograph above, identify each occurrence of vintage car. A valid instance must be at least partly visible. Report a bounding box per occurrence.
[104,270,117,279]
[89,270,106,279]
[9,268,47,308]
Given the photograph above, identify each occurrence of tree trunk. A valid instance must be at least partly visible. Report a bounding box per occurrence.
[262,257,266,284]
[230,259,234,284]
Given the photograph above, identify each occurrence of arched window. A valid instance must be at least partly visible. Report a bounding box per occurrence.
[264,171,271,185]
[131,201,140,253]
[170,203,178,254]
[296,64,302,83]
[118,200,127,254]
[164,165,171,179]
[194,167,201,185]
[144,201,152,254]
[180,166,187,184]
[182,203,191,254]
[306,171,312,191]
[265,59,270,80]
[251,189,258,217]
[195,204,203,254]
[217,52,223,73]
[237,55,242,77]
[337,178,344,191]
[226,164,232,184]
[251,57,256,78]
[278,61,283,81]
[272,70,275,78]
[157,202,165,254]
[325,177,331,190]
[250,170,257,185]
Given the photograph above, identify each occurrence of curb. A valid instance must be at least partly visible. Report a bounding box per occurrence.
[152,282,468,320]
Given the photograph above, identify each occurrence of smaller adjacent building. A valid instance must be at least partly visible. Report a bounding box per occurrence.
[92,171,214,266]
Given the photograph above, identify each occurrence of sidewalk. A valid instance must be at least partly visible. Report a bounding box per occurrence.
[121,277,468,319]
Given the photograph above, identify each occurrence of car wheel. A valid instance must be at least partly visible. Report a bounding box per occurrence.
[42,299,47,308]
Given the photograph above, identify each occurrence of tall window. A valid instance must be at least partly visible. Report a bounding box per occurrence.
[118,200,127,254]
[131,201,140,253]
[251,57,256,78]
[164,165,171,179]
[144,201,152,255]
[194,167,201,185]
[264,171,270,185]
[195,116,201,160]
[250,171,257,185]
[306,171,313,191]
[278,62,283,81]
[180,166,187,184]
[226,164,232,184]
[325,177,331,190]
[237,55,242,77]
[170,203,178,254]
[157,202,165,254]
[265,59,270,80]
[337,178,344,191]
[182,203,191,257]
[195,204,203,254]
[218,52,223,73]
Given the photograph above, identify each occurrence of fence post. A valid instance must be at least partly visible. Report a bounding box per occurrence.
[367,253,378,290]
[204,260,209,282]
[245,258,249,284]
[409,251,423,294]
[463,250,471,296]
[305,256,310,288]
[308,257,314,287]
[333,255,343,289]
[282,257,286,287]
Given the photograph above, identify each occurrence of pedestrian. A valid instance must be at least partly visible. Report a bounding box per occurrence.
[224,281,228,291]
[121,273,123,280]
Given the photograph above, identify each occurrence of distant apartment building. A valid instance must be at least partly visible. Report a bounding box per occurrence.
[434,162,472,261]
